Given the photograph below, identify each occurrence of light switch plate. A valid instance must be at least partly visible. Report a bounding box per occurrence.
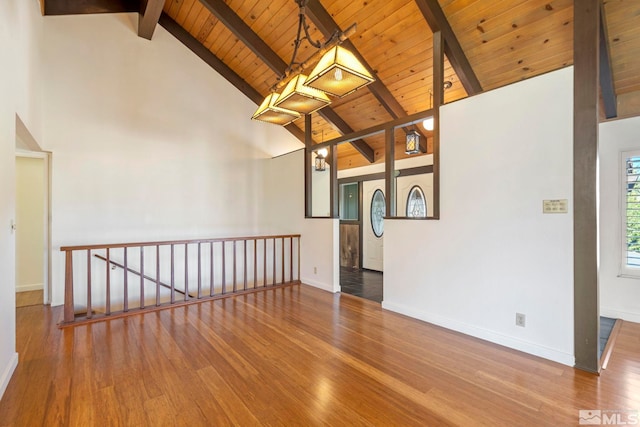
[543,199,568,214]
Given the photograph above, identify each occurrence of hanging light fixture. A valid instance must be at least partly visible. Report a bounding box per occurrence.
[252,0,373,124]
[275,74,330,114]
[304,45,375,97]
[405,130,420,155]
[315,148,328,171]
[252,93,301,126]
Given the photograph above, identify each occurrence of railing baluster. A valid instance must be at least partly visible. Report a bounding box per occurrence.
[106,248,111,315]
[123,247,129,312]
[297,237,301,282]
[222,241,226,295]
[184,244,189,301]
[59,234,301,327]
[233,241,237,293]
[63,250,74,323]
[243,240,247,291]
[156,245,160,306]
[210,242,214,297]
[86,250,92,319]
[197,242,202,299]
[170,244,175,304]
[140,248,145,309]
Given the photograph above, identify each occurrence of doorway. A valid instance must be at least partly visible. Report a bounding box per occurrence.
[15,151,51,307]
[339,180,384,303]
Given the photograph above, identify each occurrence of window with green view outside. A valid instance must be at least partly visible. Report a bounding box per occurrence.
[340,183,358,220]
[625,155,640,268]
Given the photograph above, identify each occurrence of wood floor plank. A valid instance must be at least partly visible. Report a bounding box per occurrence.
[2,285,640,426]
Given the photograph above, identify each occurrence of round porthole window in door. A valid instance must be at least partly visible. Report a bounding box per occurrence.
[370,189,385,238]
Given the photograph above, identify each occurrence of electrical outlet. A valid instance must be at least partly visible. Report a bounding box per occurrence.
[516,313,526,327]
[313,267,317,274]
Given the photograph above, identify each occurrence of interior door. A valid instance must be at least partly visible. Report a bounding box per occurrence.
[362,180,384,271]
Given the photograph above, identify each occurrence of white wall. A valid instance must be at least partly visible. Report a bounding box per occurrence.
[38,13,301,306]
[383,67,575,366]
[599,116,640,322]
[0,0,44,401]
[264,150,339,293]
[15,156,45,291]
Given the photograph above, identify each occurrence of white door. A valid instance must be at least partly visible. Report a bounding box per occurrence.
[362,180,384,271]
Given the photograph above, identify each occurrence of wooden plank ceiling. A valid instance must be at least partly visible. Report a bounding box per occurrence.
[43,0,640,169]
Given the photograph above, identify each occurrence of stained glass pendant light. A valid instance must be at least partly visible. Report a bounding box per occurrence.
[252,0,374,124]
[275,74,331,114]
[304,46,375,97]
[251,93,300,126]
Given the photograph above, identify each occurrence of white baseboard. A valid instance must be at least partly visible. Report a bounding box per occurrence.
[16,283,43,292]
[0,352,18,400]
[382,301,575,367]
[601,307,640,324]
[301,277,336,293]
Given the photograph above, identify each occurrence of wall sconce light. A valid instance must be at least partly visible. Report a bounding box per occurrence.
[422,81,452,131]
[315,148,328,171]
[405,130,420,155]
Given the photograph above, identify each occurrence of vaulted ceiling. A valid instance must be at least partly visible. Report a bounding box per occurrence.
[42,0,640,169]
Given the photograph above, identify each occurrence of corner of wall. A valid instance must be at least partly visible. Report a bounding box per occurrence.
[0,352,18,400]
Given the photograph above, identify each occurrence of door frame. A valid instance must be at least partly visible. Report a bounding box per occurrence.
[15,150,52,305]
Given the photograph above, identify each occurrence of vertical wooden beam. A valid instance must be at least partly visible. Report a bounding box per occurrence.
[138,0,164,40]
[305,114,313,218]
[385,127,396,217]
[330,143,339,218]
[432,31,443,219]
[573,0,600,373]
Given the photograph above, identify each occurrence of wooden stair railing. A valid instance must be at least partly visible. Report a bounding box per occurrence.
[59,234,301,327]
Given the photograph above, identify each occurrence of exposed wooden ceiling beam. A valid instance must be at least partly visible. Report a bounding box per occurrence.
[198,0,374,163]
[305,0,426,154]
[42,0,138,15]
[414,0,482,96]
[317,108,374,162]
[599,5,617,119]
[138,0,164,40]
[158,13,305,143]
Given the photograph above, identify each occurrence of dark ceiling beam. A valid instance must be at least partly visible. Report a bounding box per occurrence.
[158,13,305,143]
[414,0,482,96]
[599,5,617,119]
[138,0,164,40]
[306,0,426,154]
[317,108,374,162]
[42,0,138,15]
[199,0,374,163]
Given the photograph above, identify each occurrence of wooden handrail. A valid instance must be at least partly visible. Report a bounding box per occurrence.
[93,254,189,297]
[60,234,301,252]
[60,234,301,327]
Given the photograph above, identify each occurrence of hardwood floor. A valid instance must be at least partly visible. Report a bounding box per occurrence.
[1,284,639,426]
